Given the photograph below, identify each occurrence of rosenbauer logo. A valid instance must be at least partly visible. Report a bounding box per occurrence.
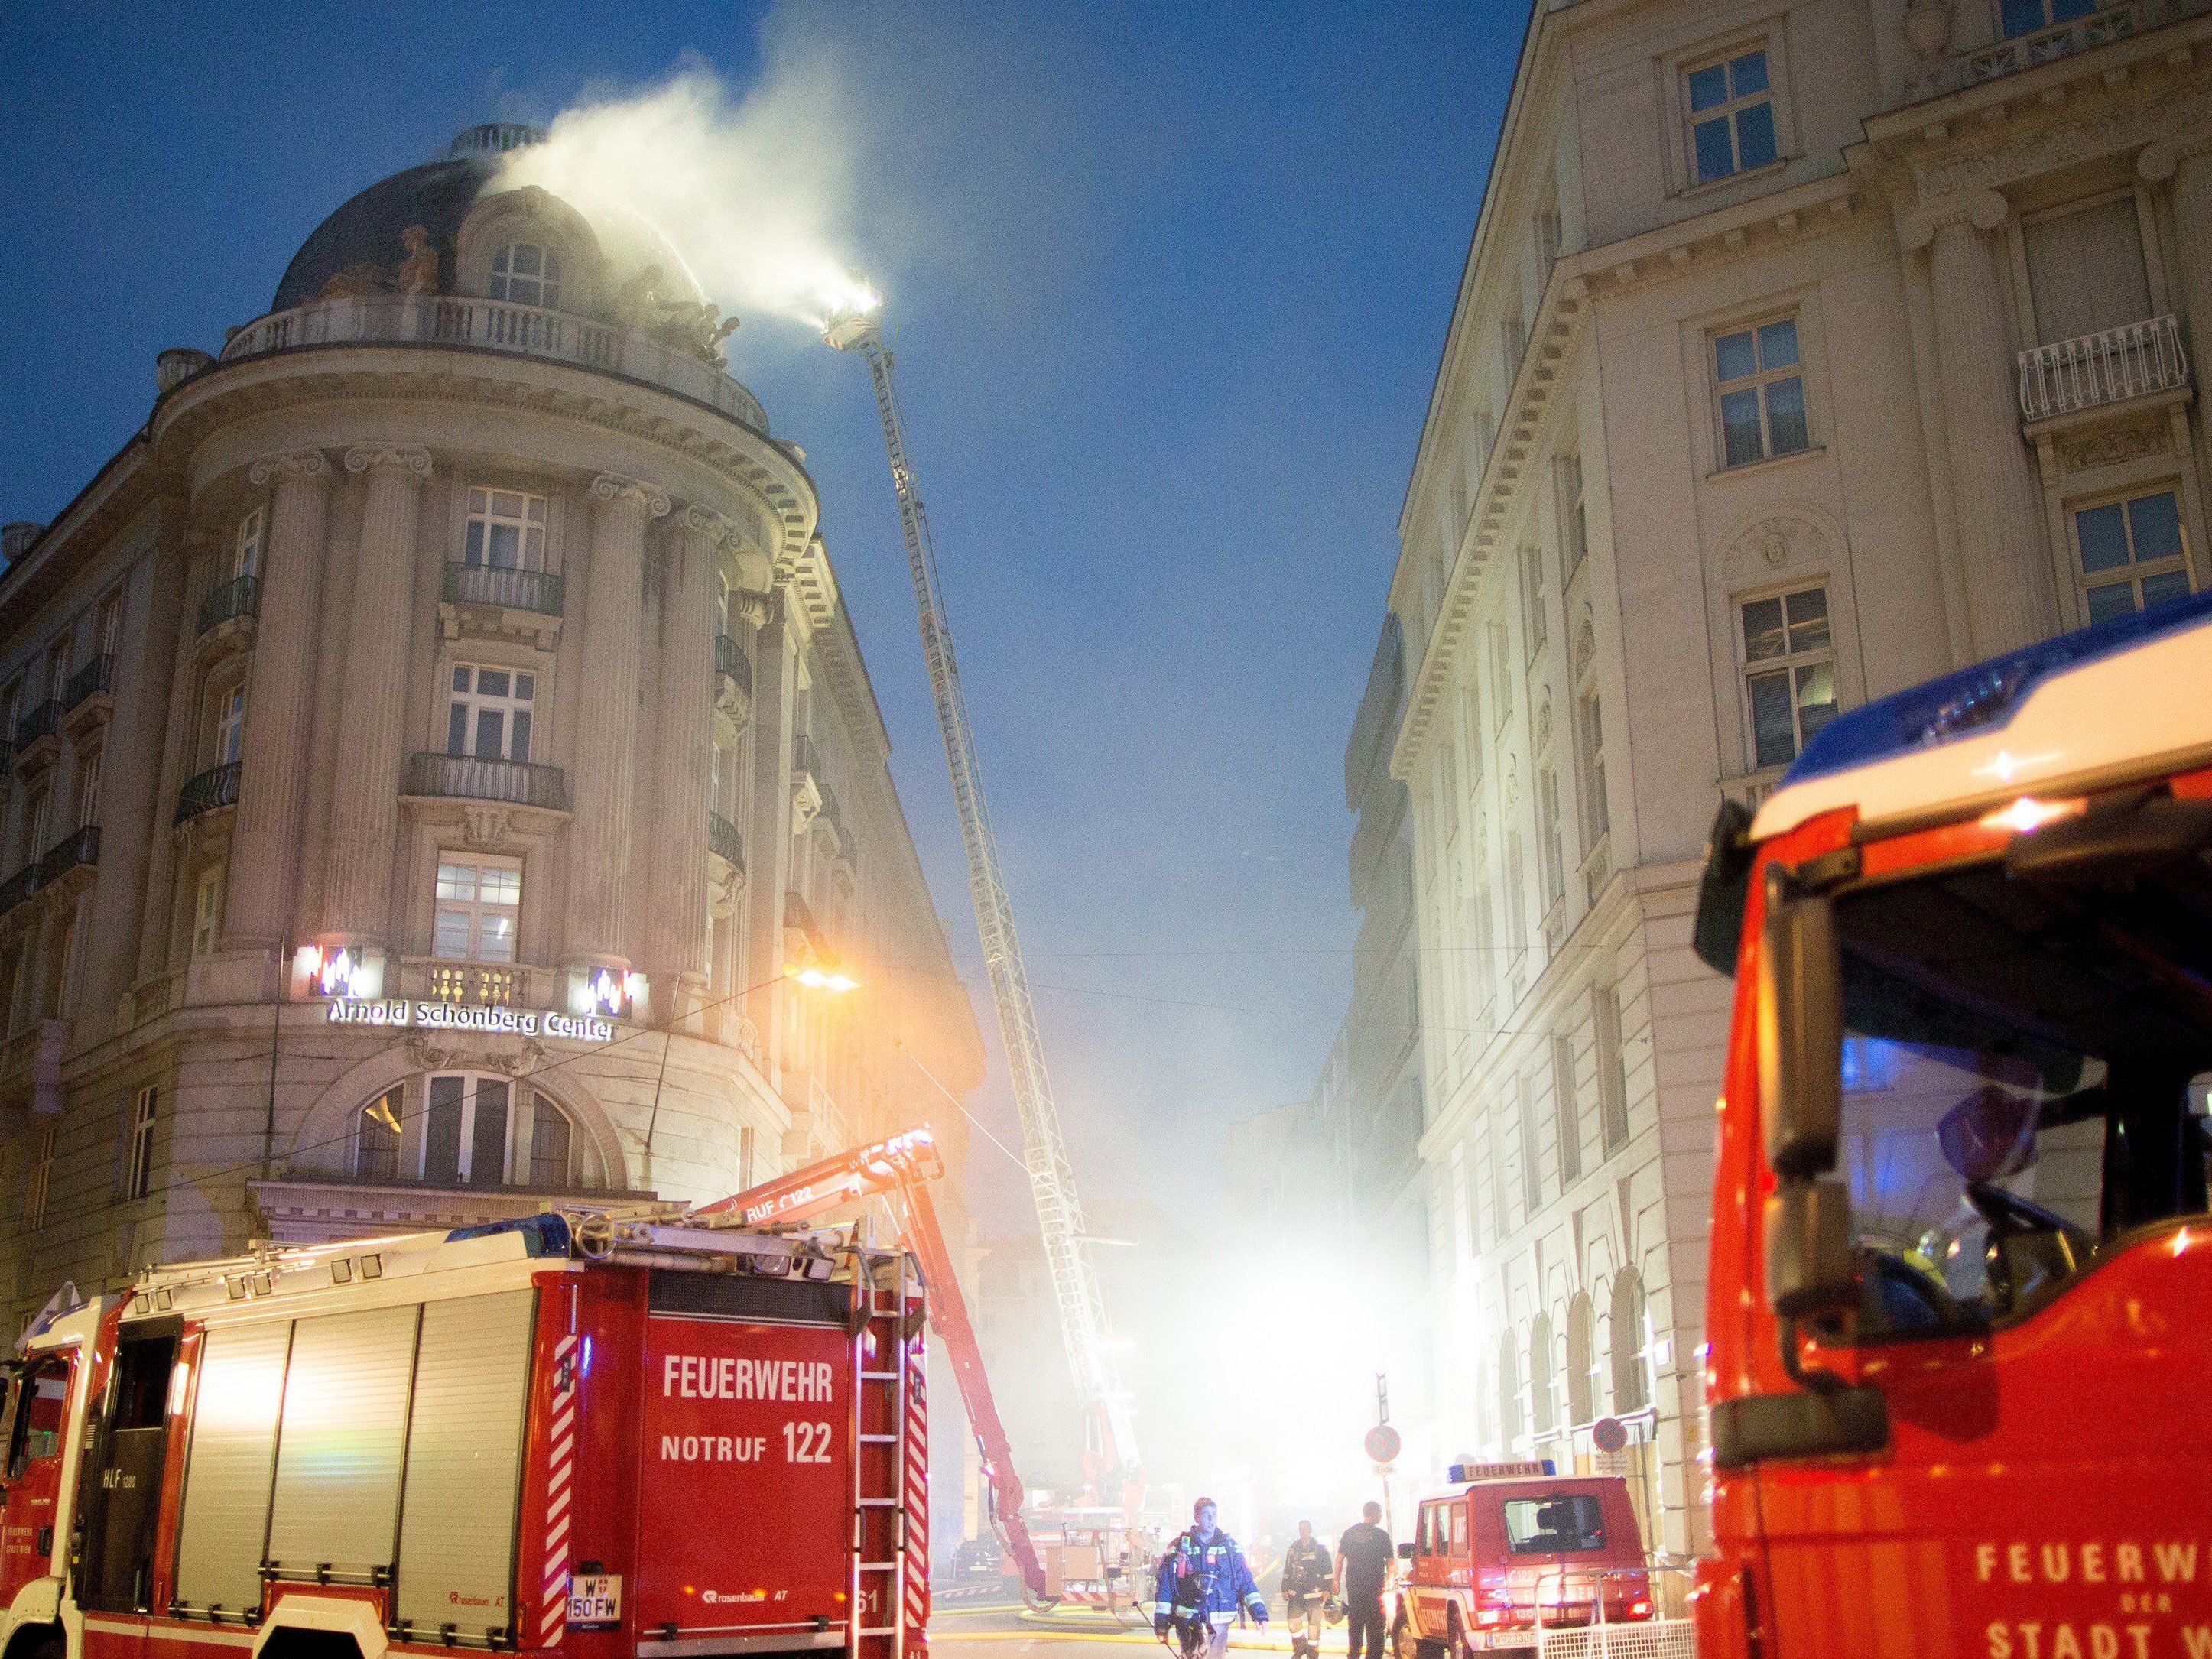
[700,1590,770,1605]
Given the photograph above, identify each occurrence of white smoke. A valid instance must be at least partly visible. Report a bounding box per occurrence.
[495,45,880,330]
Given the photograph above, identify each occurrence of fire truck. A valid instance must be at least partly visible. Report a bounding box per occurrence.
[1689,592,2212,1657]
[0,1126,1042,1659]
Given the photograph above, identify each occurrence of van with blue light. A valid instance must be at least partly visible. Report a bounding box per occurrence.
[1688,592,2212,1657]
[1392,1460,1674,1656]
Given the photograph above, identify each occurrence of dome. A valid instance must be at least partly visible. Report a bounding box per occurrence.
[270,125,546,313]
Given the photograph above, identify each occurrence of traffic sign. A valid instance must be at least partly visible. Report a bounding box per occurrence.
[1364,1424,1402,1463]
[1590,1416,1629,1453]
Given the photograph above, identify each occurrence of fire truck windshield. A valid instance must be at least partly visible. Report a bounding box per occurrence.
[1827,843,2212,1336]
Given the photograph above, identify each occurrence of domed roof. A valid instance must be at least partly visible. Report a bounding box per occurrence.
[271,125,544,313]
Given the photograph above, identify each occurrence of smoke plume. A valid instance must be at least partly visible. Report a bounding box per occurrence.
[495,46,879,330]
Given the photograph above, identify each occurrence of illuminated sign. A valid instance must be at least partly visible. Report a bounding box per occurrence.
[324,998,615,1043]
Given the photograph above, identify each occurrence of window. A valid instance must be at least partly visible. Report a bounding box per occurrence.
[1687,48,1778,183]
[2025,197,2150,344]
[1566,1294,1597,1424]
[1576,689,1609,846]
[1530,1314,1556,1434]
[1552,1034,1581,1184]
[464,489,548,570]
[489,243,561,309]
[1497,1332,1523,1446]
[1740,586,1837,769]
[6,1355,68,1477]
[1536,767,1565,912]
[1503,1494,1606,1555]
[213,684,245,767]
[447,665,534,761]
[191,865,223,958]
[1488,622,1513,728]
[123,1085,157,1201]
[420,1074,592,1189]
[1535,205,1562,270]
[96,591,122,660]
[24,787,50,865]
[232,506,265,580]
[1501,311,1526,381]
[434,853,521,962]
[353,1086,403,1181]
[24,1125,54,1228]
[1595,985,1629,1153]
[1610,1271,1649,1411]
[2073,491,2191,624]
[1557,452,1587,581]
[1519,1072,1543,1214]
[1519,545,1546,661]
[45,644,68,706]
[76,748,102,830]
[2001,0,2097,36]
[1714,317,1808,468]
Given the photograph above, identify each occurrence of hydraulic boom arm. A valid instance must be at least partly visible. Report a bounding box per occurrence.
[689,1128,1049,1602]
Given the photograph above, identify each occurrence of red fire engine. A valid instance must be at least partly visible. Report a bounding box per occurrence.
[0,1125,1038,1659]
[1690,594,2212,1657]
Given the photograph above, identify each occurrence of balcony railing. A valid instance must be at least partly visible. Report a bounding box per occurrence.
[176,761,242,825]
[714,634,752,697]
[406,751,570,812]
[220,294,770,433]
[0,864,37,915]
[197,573,260,637]
[2019,314,2191,422]
[14,700,60,752]
[444,560,565,617]
[425,960,523,1007]
[709,810,744,872]
[63,655,113,712]
[37,826,99,888]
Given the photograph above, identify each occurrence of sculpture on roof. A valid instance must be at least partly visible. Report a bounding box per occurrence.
[316,225,442,301]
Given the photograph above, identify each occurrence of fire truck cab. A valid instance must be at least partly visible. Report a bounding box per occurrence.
[1393,1462,1663,1657]
[0,1211,930,1659]
[1691,592,2212,1657]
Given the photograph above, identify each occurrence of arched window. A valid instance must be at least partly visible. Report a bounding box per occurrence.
[1529,1313,1557,1436]
[1565,1293,1597,1424]
[352,1086,403,1180]
[1610,1271,1650,1411]
[489,243,561,309]
[1496,1330,1523,1449]
[351,1075,599,1190]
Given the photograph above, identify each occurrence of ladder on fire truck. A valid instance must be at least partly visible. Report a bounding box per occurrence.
[823,312,1137,1492]
[689,1128,1051,1613]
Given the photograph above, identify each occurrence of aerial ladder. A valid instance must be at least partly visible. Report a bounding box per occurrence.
[687,1127,1049,1601]
[823,313,1138,1495]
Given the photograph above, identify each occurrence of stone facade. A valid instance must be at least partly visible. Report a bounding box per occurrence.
[0,129,982,1326]
[1385,0,2212,1553]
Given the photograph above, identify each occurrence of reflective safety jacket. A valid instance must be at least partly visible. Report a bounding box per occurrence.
[1281,1537,1332,1599]
[1155,1527,1265,1624]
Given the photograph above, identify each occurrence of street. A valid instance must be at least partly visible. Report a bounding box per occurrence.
[931,1602,1295,1659]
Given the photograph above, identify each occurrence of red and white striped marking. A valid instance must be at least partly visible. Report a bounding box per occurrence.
[902,1345,929,1642]
[539,1333,580,1648]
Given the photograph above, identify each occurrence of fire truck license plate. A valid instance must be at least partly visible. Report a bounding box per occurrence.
[569,1575,622,1627]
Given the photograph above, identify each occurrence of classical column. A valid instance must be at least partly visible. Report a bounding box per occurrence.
[137,523,213,987]
[742,596,798,1081]
[319,446,430,943]
[564,472,669,969]
[223,450,330,951]
[2142,141,2212,511]
[651,504,725,1001]
[1920,193,2057,657]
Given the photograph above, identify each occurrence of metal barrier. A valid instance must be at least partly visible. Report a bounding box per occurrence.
[1528,1566,1694,1659]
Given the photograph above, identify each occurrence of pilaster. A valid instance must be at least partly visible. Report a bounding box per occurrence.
[650,504,726,1015]
[318,446,431,945]
[2142,138,2212,517]
[742,597,799,1086]
[223,449,330,955]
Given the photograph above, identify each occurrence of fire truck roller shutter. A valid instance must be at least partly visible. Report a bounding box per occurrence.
[174,1319,294,1611]
[395,1291,536,1633]
[266,1306,418,1580]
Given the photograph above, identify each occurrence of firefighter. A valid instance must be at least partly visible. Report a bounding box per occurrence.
[1280,1520,1333,1659]
[1153,1497,1268,1659]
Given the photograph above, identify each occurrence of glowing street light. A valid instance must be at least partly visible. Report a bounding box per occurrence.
[789,965,860,995]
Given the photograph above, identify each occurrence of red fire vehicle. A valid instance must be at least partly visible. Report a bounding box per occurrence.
[0,1196,934,1659]
[1393,1461,1673,1657]
[1690,593,2212,1657]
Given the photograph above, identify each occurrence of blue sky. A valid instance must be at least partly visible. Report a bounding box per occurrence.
[0,2,1515,1225]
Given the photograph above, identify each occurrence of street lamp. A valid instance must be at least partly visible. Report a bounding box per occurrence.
[789,964,860,994]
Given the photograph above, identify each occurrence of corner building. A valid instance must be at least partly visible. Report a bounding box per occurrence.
[1389,0,2212,1551]
[0,125,982,1320]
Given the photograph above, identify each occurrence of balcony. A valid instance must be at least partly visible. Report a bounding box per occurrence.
[1962,0,2206,85]
[404,751,570,813]
[714,634,752,727]
[397,956,539,1008]
[443,560,564,617]
[62,655,113,738]
[220,294,770,434]
[196,573,260,644]
[2019,314,2192,424]
[36,825,99,894]
[12,700,60,772]
[175,761,242,826]
[709,810,744,872]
